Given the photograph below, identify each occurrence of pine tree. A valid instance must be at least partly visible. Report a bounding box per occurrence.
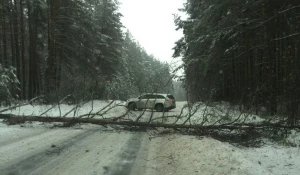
[174,0,300,117]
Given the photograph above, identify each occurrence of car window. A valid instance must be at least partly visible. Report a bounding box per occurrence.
[167,95,175,99]
[156,95,166,99]
[147,95,154,99]
[141,95,150,99]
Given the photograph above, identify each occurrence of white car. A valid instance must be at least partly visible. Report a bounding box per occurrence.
[125,93,176,112]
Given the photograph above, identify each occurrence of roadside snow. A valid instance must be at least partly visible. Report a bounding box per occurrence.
[145,135,265,175]
[172,102,265,125]
[241,144,300,175]
[144,134,300,175]
[0,100,126,118]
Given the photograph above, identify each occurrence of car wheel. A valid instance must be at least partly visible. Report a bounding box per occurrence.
[155,104,164,112]
[128,103,136,111]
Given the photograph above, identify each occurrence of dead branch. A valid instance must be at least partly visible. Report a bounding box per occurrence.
[0,96,45,113]
[77,101,126,119]
[173,105,188,124]
[46,145,66,155]
[97,103,125,118]
[88,100,115,119]
[151,115,179,122]
[40,95,75,117]
[135,97,154,122]
[61,100,90,118]
[111,110,131,121]
[182,102,201,125]
[87,94,95,118]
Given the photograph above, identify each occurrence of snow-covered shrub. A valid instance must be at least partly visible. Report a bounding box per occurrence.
[0,64,20,105]
[52,73,95,102]
[104,73,139,100]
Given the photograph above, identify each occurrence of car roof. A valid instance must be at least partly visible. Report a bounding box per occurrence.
[142,93,172,96]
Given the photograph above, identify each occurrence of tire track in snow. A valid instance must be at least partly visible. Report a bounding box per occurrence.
[0,128,49,148]
[0,128,98,175]
[103,133,144,175]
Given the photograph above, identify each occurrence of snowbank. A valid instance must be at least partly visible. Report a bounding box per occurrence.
[0,100,127,118]
[175,102,265,125]
[145,134,300,175]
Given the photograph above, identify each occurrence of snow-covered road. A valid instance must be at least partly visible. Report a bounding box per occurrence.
[1,123,299,175]
[0,124,243,175]
[1,101,300,175]
[0,124,142,175]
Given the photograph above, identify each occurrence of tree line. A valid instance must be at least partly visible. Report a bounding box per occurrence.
[174,0,300,121]
[0,0,173,104]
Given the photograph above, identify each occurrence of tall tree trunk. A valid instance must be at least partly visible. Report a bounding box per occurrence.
[1,0,8,67]
[27,0,39,99]
[20,0,26,99]
[9,0,15,67]
[13,0,21,93]
[0,1,3,65]
[45,0,58,94]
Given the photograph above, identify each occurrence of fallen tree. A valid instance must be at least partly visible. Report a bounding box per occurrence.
[1,98,300,147]
[1,114,300,130]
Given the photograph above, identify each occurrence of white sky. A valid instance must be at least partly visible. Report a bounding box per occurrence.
[119,0,185,64]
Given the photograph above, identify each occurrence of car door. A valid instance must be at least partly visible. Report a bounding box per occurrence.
[136,95,149,109]
[136,96,143,109]
[146,95,156,109]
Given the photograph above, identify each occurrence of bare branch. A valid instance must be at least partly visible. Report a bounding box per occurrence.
[0,96,45,113]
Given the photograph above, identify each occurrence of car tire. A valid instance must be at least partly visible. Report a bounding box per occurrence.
[155,104,164,112]
[128,103,136,111]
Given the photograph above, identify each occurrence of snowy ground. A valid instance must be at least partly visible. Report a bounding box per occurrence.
[145,134,300,175]
[1,101,300,175]
[0,100,126,118]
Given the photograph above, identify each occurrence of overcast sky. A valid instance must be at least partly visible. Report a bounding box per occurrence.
[119,0,185,64]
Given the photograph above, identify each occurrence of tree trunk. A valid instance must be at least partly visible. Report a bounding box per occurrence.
[20,0,26,99]
[1,0,8,67]
[0,2,3,65]
[45,0,58,94]
[9,0,15,67]
[14,0,21,94]
[1,114,300,130]
[26,0,39,99]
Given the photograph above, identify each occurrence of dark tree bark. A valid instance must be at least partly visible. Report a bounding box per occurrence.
[45,0,58,94]
[1,0,8,67]
[20,0,26,99]
[0,2,2,65]
[9,0,15,67]
[13,0,21,89]
[26,0,40,99]
[13,0,21,84]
